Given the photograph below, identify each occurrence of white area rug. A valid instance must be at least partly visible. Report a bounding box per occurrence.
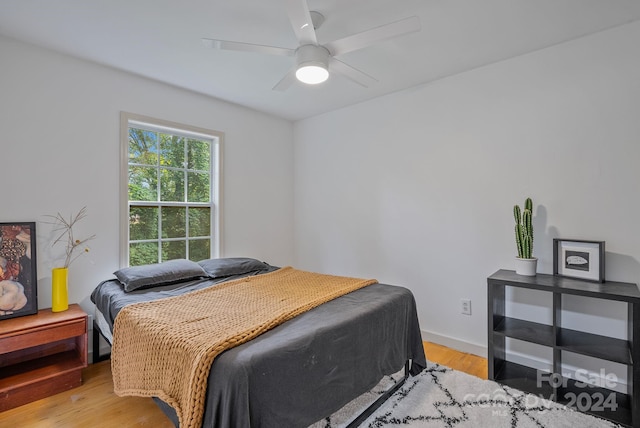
[311,362,624,428]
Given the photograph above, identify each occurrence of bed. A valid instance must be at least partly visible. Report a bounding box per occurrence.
[90,257,426,427]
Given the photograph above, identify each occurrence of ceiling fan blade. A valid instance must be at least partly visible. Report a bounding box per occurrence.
[284,0,317,45]
[324,16,421,56]
[273,67,298,91]
[329,58,378,88]
[201,38,294,57]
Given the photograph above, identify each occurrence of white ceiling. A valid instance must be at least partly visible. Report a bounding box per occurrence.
[1,0,639,121]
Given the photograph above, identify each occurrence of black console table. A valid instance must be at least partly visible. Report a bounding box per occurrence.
[488,269,640,427]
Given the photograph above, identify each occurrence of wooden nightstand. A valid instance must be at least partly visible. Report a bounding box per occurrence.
[0,304,88,411]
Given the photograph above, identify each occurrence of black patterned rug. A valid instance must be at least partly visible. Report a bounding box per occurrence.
[310,362,623,428]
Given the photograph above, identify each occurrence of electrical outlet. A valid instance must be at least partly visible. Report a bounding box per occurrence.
[461,299,471,315]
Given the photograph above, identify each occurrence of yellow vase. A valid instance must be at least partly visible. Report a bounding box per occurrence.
[52,267,69,312]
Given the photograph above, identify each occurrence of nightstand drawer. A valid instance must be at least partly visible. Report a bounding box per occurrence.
[1,318,86,355]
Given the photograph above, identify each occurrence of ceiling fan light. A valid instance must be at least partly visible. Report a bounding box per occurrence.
[294,45,330,85]
[296,63,329,84]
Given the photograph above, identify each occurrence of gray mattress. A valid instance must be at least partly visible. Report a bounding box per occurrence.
[91,266,426,427]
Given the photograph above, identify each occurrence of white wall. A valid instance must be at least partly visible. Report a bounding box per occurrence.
[293,21,640,356]
[0,36,294,315]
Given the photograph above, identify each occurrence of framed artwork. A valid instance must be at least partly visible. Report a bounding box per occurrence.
[0,222,38,320]
[553,239,605,283]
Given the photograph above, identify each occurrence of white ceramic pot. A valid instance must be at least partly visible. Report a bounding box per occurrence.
[515,257,538,276]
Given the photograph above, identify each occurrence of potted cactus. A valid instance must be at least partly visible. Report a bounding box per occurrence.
[514,197,537,276]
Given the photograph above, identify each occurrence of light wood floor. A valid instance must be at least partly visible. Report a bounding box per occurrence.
[0,342,487,427]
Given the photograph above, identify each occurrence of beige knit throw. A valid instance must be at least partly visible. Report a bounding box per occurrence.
[111,267,377,428]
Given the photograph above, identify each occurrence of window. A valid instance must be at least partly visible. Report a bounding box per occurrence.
[120,113,222,267]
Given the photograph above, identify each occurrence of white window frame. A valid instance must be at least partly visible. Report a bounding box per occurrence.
[119,112,223,267]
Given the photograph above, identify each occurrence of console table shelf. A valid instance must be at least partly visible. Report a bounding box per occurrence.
[494,317,554,346]
[488,269,640,427]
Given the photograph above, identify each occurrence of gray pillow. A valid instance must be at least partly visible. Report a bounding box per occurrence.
[197,257,270,278]
[114,259,207,292]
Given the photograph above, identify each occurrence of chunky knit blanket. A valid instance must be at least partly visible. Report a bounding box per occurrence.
[111,267,377,428]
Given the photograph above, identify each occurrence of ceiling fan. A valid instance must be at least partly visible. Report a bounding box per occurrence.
[201,0,421,91]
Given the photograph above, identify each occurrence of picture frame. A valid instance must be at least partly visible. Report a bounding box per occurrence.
[0,222,38,320]
[553,239,605,283]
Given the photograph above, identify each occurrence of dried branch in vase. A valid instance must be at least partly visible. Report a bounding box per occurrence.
[45,206,96,268]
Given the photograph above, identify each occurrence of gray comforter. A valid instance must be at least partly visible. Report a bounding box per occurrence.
[91,265,426,427]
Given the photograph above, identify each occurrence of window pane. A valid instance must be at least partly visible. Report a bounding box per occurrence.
[162,240,186,261]
[187,171,210,202]
[187,139,210,171]
[160,134,185,167]
[162,207,186,238]
[189,239,210,262]
[160,168,185,202]
[129,242,158,266]
[129,166,158,201]
[129,128,158,165]
[124,115,219,266]
[189,207,210,237]
[130,206,158,241]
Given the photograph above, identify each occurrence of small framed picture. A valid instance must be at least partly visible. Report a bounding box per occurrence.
[0,222,38,320]
[553,239,605,283]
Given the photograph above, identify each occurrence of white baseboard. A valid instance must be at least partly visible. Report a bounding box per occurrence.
[421,329,487,358]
